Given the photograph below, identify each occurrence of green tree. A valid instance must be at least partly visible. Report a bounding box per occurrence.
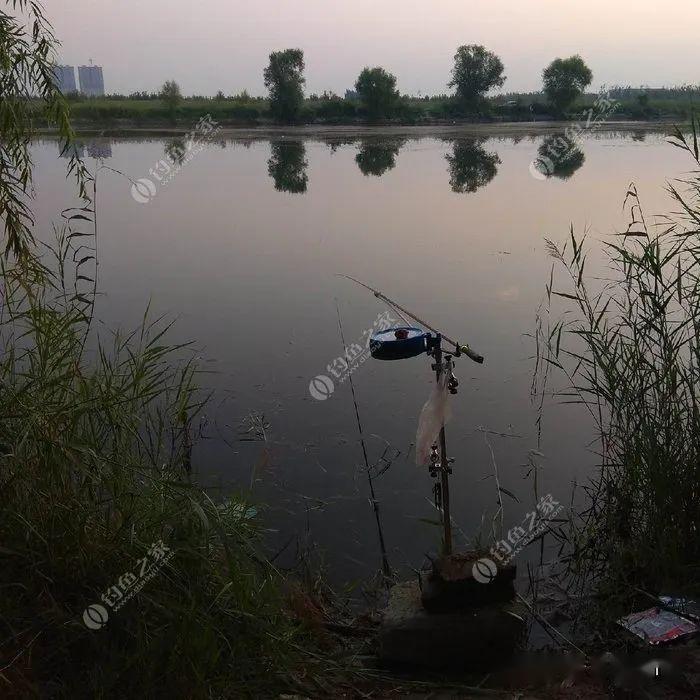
[215,90,226,101]
[268,141,308,193]
[445,140,500,193]
[542,56,593,115]
[355,67,399,121]
[449,45,506,108]
[160,80,182,113]
[263,49,305,123]
[1,0,87,259]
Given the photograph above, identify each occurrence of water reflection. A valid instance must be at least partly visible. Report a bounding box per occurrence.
[51,131,675,198]
[324,137,358,154]
[86,141,113,159]
[59,140,113,160]
[534,134,585,180]
[355,139,405,177]
[445,140,501,193]
[59,142,85,159]
[267,141,308,194]
[164,138,187,166]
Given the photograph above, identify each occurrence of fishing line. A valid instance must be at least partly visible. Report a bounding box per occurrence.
[334,299,392,582]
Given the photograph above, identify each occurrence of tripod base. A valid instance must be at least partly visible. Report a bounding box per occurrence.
[378,578,525,670]
[421,552,516,613]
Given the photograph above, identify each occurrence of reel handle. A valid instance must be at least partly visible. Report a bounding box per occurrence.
[458,344,484,364]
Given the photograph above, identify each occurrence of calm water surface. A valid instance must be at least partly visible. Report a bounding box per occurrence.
[32,130,689,586]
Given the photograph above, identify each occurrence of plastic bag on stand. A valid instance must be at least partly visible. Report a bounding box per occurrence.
[415,373,451,466]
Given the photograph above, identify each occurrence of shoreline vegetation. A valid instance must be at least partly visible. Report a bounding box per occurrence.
[44,92,698,134]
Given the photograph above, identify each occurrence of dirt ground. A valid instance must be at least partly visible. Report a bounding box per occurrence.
[361,645,700,699]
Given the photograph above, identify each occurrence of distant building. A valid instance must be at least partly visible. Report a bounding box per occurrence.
[78,65,105,96]
[53,65,77,94]
[344,89,359,101]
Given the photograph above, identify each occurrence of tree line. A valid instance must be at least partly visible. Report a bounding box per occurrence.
[260,45,592,122]
[152,45,594,123]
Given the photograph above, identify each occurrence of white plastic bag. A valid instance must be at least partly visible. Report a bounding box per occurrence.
[415,374,451,466]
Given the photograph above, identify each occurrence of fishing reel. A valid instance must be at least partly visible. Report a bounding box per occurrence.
[369,327,429,361]
[369,327,483,367]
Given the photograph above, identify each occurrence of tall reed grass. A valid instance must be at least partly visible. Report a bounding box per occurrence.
[0,226,327,697]
[535,120,700,611]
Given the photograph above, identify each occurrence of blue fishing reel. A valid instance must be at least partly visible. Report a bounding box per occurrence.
[369,327,430,361]
[370,325,483,366]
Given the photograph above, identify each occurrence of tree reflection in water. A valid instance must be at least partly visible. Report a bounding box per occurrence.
[164,137,187,166]
[445,140,500,193]
[533,134,585,180]
[267,140,308,193]
[355,139,405,177]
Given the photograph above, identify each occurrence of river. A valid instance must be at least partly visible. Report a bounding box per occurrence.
[32,127,689,586]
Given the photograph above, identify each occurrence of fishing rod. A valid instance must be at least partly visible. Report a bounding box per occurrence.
[338,274,485,555]
[337,275,484,364]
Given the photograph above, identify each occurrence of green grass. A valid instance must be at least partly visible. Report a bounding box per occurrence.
[35,87,698,130]
[0,225,335,697]
[64,98,266,127]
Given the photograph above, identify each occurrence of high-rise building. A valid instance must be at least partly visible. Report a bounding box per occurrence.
[53,65,77,94]
[78,65,105,97]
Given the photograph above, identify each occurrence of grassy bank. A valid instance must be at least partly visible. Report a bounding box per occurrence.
[48,88,700,129]
[0,228,340,697]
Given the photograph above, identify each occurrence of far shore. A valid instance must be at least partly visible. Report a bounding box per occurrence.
[38,119,682,142]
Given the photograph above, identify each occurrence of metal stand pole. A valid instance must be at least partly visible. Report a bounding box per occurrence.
[439,425,452,555]
[432,337,453,555]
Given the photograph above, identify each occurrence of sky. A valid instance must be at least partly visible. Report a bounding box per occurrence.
[50,0,699,97]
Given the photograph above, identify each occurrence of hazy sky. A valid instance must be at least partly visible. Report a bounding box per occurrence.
[51,1,699,96]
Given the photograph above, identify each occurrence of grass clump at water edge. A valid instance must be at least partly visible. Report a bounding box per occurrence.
[534,119,700,624]
[0,232,336,698]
